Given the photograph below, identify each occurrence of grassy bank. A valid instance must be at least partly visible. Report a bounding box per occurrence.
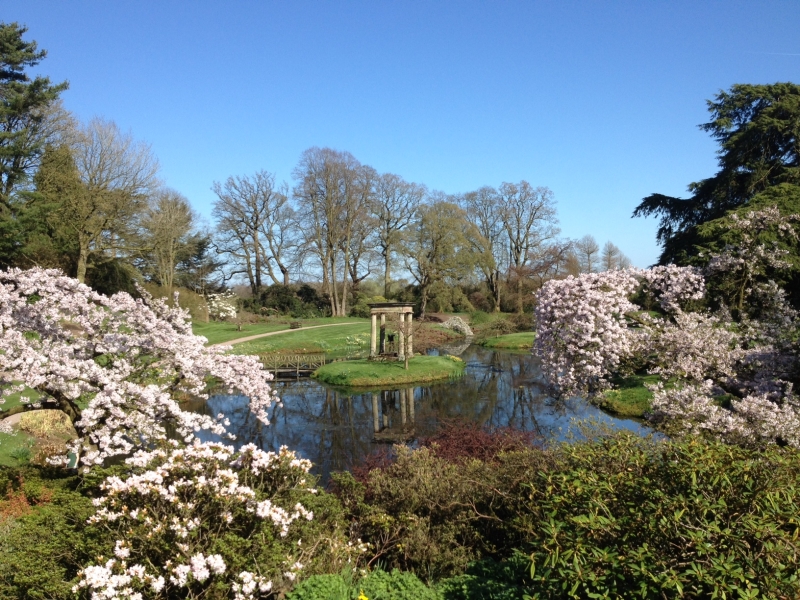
[479,332,535,349]
[192,317,367,345]
[230,322,370,355]
[312,355,466,387]
[597,373,659,417]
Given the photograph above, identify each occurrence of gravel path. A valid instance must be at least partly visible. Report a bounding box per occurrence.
[209,322,363,347]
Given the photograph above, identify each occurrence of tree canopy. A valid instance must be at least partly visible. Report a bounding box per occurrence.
[634,83,800,265]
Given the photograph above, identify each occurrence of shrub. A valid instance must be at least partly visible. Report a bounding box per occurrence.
[519,433,800,598]
[287,567,441,600]
[333,446,550,580]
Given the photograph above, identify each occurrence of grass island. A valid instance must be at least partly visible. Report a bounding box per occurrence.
[312,355,466,388]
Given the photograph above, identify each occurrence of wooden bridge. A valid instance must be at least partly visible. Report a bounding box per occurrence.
[258,353,329,377]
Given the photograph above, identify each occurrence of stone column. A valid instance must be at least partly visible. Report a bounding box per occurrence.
[398,315,405,360]
[379,313,386,354]
[370,313,377,357]
[372,393,380,433]
[405,312,413,357]
[400,389,407,427]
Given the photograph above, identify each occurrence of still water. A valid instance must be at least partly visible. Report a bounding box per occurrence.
[189,345,651,483]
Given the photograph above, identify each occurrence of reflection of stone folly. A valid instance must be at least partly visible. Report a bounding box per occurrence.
[372,388,416,442]
[368,302,414,360]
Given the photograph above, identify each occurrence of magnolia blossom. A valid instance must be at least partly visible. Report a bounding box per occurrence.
[207,291,238,321]
[649,381,800,448]
[533,258,800,447]
[534,268,641,396]
[0,268,278,465]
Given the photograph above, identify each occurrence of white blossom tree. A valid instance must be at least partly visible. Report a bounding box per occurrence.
[534,209,800,448]
[0,267,277,466]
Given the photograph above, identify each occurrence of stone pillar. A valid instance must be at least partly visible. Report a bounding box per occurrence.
[372,393,380,433]
[407,387,415,423]
[400,389,407,427]
[405,312,413,357]
[398,315,405,360]
[370,313,377,357]
[379,314,386,354]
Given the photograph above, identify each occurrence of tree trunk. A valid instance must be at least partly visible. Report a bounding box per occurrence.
[76,239,90,283]
[384,253,392,298]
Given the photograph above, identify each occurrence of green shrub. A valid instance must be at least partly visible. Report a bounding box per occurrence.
[468,310,491,325]
[0,466,113,600]
[333,446,550,581]
[350,295,387,319]
[288,568,441,600]
[519,434,800,598]
[437,553,531,600]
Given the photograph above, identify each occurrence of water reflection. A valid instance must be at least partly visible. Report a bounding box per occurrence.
[188,346,651,483]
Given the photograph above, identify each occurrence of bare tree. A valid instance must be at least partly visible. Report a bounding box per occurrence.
[372,172,426,297]
[461,186,506,311]
[212,170,292,296]
[575,234,600,273]
[345,165,379,292]
[50,117,160,283]
[140,189,194,290]
[403,195,478,319]
[498,181,559,312]
[293,147,367,316]
[600,240,632,271]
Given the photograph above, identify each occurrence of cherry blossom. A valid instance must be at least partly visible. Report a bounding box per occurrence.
[0,267,278,465]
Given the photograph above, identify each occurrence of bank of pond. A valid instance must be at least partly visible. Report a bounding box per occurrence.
[5,344,796,598]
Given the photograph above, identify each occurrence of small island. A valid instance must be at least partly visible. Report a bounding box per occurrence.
[312,355,465,387]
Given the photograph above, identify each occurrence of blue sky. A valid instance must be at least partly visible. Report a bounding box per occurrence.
[5,1,800,266]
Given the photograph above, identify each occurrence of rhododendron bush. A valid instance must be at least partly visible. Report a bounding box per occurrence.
[534,209,800,447]
[74,441,360,600]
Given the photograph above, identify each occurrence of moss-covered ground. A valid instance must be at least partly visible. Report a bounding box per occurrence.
[312,356,466,388]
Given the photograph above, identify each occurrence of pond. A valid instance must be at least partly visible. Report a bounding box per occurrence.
[188,344,652,483]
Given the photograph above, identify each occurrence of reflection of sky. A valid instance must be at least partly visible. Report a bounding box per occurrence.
[191,346,652,484]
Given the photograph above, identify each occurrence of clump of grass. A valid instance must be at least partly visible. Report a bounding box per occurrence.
[18,410,75,438]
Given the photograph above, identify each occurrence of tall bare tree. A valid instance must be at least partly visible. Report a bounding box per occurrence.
[293,147,366,316]
[140,189,194,291]
[461,186,506,311]
[212,170,292,296]
[575,234,600,273]
[498,181,559,312]
[372,172,426,297]
[39,118,159,283]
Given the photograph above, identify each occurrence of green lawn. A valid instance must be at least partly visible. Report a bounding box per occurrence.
[312,355,466,388]
[0,430,36,467]
[230,322,371,355]
[479,332,535,349]
[598,373,660,417]
[192,317,369,345]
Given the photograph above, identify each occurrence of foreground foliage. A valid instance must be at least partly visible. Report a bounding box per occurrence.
[2,429,800,599]
[334,429,800,599]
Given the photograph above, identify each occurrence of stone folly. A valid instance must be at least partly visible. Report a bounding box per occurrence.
[368,302,414,360]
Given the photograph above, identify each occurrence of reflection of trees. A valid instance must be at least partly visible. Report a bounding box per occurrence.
[189,347,650,484]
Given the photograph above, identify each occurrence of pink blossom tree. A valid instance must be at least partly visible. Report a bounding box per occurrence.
[534,209,800,448]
